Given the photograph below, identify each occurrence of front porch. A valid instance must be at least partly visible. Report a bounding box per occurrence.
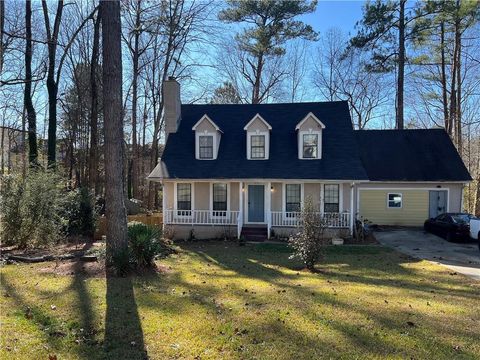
[162,181,354,240]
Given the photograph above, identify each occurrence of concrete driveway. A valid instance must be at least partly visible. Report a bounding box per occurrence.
[374,229,480,280]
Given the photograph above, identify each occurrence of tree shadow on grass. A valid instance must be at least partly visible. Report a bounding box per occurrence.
[180,242,480,358]
[104,274,148,360]
[190,242,479,300]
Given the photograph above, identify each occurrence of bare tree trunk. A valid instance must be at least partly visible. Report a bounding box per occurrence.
[130,0,142,199]
[455,25,462,156]
[0,0,4,74]
[25,0,38,166]
[252,52,264,104]
[396,0,406,130]
[449,6,461,147]
[101,0,128,266]
[42,0,64,167]
[440,21,449,133]
[89,12,101,194]
[0,119,4,175]
[475,177,480,217]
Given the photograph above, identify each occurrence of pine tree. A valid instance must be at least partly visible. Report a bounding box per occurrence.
[219,0,317,104]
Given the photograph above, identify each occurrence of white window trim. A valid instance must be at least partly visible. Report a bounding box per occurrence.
[295,112,326,130]
[387,192,403,209]
[195,131,218,160]
[192,114,221,131]
[246,130,270,160]
[323,184,341,213]
[243,113,272,130]
[298,129,322,159]
[174,182,194,218]
[282,183,304,220]
[210,182,230,218]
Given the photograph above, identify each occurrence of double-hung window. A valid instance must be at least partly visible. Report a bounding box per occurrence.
[324,184,339,213]
[387,193,402,208]
[286,184,301,216]
[250,135,265,159]
[303,134,318,158]
[199,135,213,159]
[212,183,227,216]
[177,183,191,216]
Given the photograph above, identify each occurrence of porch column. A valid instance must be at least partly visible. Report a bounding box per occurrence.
[162,182,166,231]
[238,181,243,238]
[266,181,271,238]
[350,182,355,235]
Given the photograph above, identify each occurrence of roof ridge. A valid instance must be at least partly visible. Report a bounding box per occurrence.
[182,100,348,107]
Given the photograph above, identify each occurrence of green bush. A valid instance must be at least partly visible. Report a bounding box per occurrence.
[0,171,66,248]
[127,222,162,269]
[63,187,97,237]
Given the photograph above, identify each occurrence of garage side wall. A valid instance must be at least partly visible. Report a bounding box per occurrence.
[356,183,464,226]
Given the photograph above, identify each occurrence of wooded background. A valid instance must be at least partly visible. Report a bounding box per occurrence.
[0,0,479,215]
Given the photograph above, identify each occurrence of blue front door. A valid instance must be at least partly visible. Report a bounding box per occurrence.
[248,185,265,222]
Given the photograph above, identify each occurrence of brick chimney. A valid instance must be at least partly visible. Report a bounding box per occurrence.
[163,77,181,140]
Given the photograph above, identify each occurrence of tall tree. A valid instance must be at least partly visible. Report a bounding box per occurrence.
[24,0,38,165]
[0,0,4,74]
[101,0,128,266]
[42,1,97,167]
[219,0,317,104]
[124,0,149,199]
[42,0,64,166]
[412,0,479,152]
[314,28,391,129]
[89,11,101,194]
[350,0,429,129]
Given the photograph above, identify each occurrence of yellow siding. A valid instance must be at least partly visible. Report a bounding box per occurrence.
[359,190,428,226]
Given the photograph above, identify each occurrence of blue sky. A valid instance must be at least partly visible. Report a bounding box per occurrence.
[302,1,364,35]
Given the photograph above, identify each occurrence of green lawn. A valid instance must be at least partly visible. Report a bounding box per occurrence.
[1,242,479,359]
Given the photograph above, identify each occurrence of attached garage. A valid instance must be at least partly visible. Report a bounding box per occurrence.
[355,129,471,227]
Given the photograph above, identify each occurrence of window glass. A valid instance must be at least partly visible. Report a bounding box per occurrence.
[324,184,339,212]
[213,183,227,213]
[251,135,265,159]
[199,135,213,159]
[451,214,473,224]
[177,183,191,210]
[387,193,402,208]
[303,134,318,158]
[286,184,301,212]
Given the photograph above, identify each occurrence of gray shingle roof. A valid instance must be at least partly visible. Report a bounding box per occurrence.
[155,101,369,180]
[150,102,471,183]
[355,129,471,182]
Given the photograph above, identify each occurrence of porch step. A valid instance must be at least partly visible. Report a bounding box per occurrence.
[241,226,268,242]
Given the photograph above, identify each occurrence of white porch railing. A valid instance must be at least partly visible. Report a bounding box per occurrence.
[271,211,350,228]
[163,209,240,225]
[163,210,349,229]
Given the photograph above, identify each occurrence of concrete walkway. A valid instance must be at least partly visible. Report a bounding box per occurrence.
[374,229,480,280]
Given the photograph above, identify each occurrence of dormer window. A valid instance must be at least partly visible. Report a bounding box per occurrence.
[303,134,318,158]
[199,135,213,159]
[192,115,222,160]
[244,114,272,160]
[251,135,265,159]
[295,112,325,160]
